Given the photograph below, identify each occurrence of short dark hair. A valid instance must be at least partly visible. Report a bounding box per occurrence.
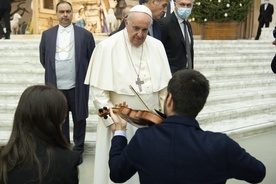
[56,1,72,12]
[167,69,209,118]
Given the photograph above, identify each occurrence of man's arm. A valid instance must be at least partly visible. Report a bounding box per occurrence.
[227,137,266,183]
[86,32,95,61]
[108,107,136,182]
[109,135,136,183]
[39,32,46,68]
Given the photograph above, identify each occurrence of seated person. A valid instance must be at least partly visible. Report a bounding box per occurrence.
[0,85,80,184]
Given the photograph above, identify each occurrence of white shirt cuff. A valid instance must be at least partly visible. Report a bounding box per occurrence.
[114,130,126,137]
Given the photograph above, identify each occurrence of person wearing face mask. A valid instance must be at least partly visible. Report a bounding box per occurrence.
[255,0,274,40]
[157,0,194,74]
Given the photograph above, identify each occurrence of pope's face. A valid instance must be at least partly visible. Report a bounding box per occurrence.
[56,3,73,27]
[125,12,152,47]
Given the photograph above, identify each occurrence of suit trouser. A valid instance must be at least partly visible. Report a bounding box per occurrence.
[0,8,11,38]
[255,20,270,40]
[61,88,86,153]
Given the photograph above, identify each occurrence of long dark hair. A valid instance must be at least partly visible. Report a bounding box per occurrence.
[0,85,71,184]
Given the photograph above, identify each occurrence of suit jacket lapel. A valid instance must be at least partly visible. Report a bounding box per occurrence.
[50,26,58,70]
[186,21,193,47]
[73,25,80,72]
[171,13,185,44]
[152,20,161,40]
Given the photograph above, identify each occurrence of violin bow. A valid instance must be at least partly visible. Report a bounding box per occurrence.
[129,85,150,110]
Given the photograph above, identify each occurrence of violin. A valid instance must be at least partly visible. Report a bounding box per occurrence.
[98,106,166,127]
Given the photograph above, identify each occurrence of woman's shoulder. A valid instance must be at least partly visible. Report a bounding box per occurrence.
[54,147,80,163]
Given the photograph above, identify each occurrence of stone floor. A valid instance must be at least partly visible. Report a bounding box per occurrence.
[79,130,276,184]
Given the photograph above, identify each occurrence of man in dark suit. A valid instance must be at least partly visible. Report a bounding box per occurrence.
[255,0,274,40]
[158,0,194,74]
[141,0,167,40]
[39,1,95,162]
[110,0,167,40]
[0,0,11,39]
[108,69,266,184]
[271,39,276,73]
[109,5,133,36]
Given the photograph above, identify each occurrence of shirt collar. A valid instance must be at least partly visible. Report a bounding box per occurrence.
[59,24,73,33]
[162,115,201,130]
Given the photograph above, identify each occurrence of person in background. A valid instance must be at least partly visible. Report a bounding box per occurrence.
[158,0,194,74]
[112,0,167,40]
[140,0,168,40]
[166,0,175,16]
[75,5,86,28]
[39,1,95,163]
[0,85,80,184]
[109,5,133,36]
[108,69,266,184]
[0,0,11,39]
[255,0,274,40]
[271,38,276,73]
[84,5,171,184]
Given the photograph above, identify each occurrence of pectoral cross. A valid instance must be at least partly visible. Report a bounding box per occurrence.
[136,76,144,92]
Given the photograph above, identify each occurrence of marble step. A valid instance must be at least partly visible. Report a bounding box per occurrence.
[0,39,274,52]
[0,60,272,72]
[1,87,275,113]
[0,129,97,153]
[1,94,274,128]
[1,111,275,154]
[198,97,276,124]
[1,38,276,154]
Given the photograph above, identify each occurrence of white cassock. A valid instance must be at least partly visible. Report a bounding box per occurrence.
[85,29,172,184]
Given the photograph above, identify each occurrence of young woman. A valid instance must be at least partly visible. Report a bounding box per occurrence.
[0,85,80,184]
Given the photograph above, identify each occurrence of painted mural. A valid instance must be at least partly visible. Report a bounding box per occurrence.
[10,0,32,34]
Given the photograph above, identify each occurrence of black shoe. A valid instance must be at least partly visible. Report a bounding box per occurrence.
[73,148,84,164]
[5,34,10,39]
[79,153,83,164]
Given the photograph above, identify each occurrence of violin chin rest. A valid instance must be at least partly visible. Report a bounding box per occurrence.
[154,109,167,119]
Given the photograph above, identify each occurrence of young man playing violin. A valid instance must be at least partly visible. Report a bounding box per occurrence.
[108,69,266,184]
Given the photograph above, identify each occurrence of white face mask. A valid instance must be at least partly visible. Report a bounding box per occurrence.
[177,7,192,19]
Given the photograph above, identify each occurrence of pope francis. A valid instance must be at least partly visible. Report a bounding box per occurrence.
[85,5,172,184]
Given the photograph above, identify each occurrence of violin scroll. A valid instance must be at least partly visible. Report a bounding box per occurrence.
[98,107,111,119]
